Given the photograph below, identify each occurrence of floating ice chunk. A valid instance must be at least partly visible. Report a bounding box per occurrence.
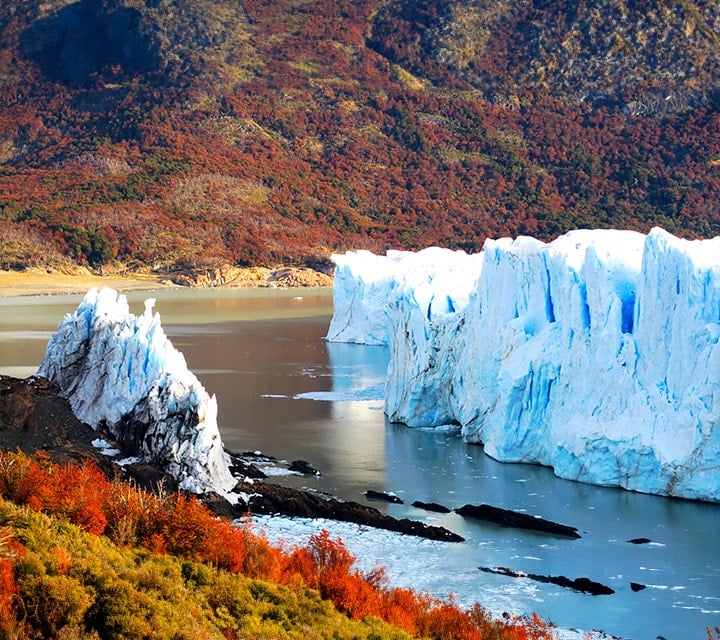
[294,383,385,402]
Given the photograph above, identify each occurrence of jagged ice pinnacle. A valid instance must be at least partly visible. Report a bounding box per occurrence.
[328,228,720,502]
[38,287,235,495]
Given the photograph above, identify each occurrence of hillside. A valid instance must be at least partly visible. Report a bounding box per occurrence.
[370,0,720,109]
[0,0,718,274]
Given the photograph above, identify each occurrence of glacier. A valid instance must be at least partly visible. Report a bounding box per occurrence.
[326,247,483,345]
[328,228,720,502]
[38,287,236,495]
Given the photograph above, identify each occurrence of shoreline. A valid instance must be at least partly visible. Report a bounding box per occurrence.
[0,269,175,298]
[0,265,333,297]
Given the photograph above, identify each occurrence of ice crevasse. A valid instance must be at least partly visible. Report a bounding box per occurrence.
[328,228,720,502]
[38,288,235,495]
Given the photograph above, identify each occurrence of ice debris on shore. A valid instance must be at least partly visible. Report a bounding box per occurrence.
[38,287,235,495]
[328,228,720,502]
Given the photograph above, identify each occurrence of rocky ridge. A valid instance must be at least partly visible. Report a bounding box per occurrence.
[169,265,333,288]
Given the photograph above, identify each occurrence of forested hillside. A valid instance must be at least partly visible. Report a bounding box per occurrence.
[0,0,718,273]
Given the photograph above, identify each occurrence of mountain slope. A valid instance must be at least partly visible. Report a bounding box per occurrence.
[370,0,720,110]
[0,0,718,273]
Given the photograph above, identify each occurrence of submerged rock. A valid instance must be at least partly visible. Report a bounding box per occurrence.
[289,459,321,476]
[412,500,452,513]
[366,489,404,504]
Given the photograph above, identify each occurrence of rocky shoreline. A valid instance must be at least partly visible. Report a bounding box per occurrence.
[0,374,462,542]
[0,372,658,635]
[2,373,590,545]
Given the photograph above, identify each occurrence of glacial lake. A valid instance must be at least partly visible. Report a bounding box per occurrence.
[1,288,718,640]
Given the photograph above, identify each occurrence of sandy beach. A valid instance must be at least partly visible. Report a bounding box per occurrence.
[0,264,333,297]
[0,269,173,297]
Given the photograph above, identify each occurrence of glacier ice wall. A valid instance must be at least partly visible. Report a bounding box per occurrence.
[327,247,483,345]
[38,288,236,495]
[330,228,720,502]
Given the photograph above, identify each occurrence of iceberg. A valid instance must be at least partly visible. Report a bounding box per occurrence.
[328,228,720,502]
[38,288,236,495]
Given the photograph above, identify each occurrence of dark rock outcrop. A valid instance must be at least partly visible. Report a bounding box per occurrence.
[289,460,321,476]
[456,503,581,538]
[226,452,267,479]
[479,566,614,596]
[366,489,404,504]
[0,375,107,466]
[628,537,652,544]
[237,481,464,542]
[412,501,452,513]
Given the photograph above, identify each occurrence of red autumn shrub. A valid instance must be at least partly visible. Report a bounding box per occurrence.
[379,586,425,635]
[0,557,17,635]
[280,545,319,589]
[35,460,109,535]
[0,531,26,637]
[104,479,168,547]
[237,525,281,581]
[419,598,483,640]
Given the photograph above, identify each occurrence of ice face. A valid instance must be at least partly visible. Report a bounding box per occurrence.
[329,228,720,502]
[326,247,483,345]
[37,288,235,495]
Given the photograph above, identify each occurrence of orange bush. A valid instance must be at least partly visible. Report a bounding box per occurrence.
[0,556,17,635]
[500,613,557,640]
[159,493,217,558]
[235,523,281,580]
[418,598,480,640]
[279,530,382,618]
[0,453,111,536]
[34,459,109,535]
[103,479,168,547]
[280,544,319,588]
[379,586,424,635]
[0,530,25,638]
